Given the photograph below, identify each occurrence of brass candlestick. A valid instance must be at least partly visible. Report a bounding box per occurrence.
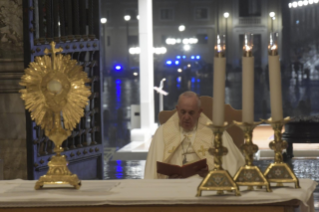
[196,122,240,196]
[262,117,300,188]
[20,42,91,189]
[233,121,271,192]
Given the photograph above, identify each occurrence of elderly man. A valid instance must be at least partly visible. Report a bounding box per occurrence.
[144,91,245,179]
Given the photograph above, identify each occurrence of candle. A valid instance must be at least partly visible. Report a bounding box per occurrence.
[213,35,226,126]
[242,34,254,124]
[268,33,283,121]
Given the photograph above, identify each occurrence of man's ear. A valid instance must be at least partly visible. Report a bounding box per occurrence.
[199,107,203,114]
[176,105,179,111]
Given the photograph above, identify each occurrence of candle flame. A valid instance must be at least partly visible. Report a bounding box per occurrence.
[244,34,253,53]
[216,35,222,52]
[271,44,277,50]
[215,35,225,55]
[217,35,221,45]
[244,45,251,51]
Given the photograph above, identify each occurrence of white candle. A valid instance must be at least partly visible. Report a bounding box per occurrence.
[213,56,226,126]
[267,34,283,121]
[268,54,283,121]
[242,54,254,124]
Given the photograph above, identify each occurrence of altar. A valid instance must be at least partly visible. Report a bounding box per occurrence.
[0,179,316,212]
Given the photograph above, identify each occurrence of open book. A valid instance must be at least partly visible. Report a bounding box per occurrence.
[156,159,207,178]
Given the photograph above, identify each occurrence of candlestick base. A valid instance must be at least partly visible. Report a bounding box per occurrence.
[233,165,271,192]
[233,121,271,192]
[196,169,240,196]
[196,122,240,196]
[262,117,300,188]
[263,162,300,188]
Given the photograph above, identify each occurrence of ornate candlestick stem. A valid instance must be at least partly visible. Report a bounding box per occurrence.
[211,126,227,171]
[263,117,300,188]
[196,123,240,197]
[242,125,254,166]
[233,121,271,192]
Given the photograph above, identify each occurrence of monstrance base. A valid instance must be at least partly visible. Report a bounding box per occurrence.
[34,154,81,190]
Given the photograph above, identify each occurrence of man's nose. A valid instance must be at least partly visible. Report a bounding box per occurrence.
[184,113,190,119]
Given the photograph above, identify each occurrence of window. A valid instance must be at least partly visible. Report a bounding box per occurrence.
[128,35,138,47]
[125,9,138,21]
[105,10,110,21]
[239,0,261,17]
[194,8,209,20]
[107,36,111,46]
[160,8,174,20]
[196,34,208,44]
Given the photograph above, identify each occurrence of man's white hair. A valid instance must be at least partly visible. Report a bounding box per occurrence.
[177,91,201,107]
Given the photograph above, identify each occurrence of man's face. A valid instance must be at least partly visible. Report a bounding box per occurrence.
[176,96,202,131]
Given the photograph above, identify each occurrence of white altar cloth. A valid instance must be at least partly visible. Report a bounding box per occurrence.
[0,179,316,211]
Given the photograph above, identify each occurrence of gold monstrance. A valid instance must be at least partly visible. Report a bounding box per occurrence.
[20,42,91,189]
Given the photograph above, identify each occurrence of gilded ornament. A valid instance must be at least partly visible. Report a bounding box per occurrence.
[197,122,241,196]
[262,117,300,188]
[233,121,272,192]
[20,41,91,189]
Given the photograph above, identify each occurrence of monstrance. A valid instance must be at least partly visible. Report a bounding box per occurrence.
[20,42,91,189]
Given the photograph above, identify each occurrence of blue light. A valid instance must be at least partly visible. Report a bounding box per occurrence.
[191,77,195,83]
[115,80,122,109]
[114,65,122,71]
[196,55,200,59]
[176,77,181,89]
[166,60,172,65]
[197,79,200,82]
[182,55,186,59]
[175,60,180,65]
[116,160,123,179]
[115,173,123,179]
[191,56,195,60]
[176,55,181,59]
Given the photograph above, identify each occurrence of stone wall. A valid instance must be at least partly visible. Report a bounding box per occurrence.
[0,0,26,180]
[0,60,27,180]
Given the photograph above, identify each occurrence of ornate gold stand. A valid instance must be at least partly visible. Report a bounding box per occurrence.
[35,113,81,190]
[263,117,300,188]
[196,123,240,196]
[233,121,271,192]
[20,42,91,190]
